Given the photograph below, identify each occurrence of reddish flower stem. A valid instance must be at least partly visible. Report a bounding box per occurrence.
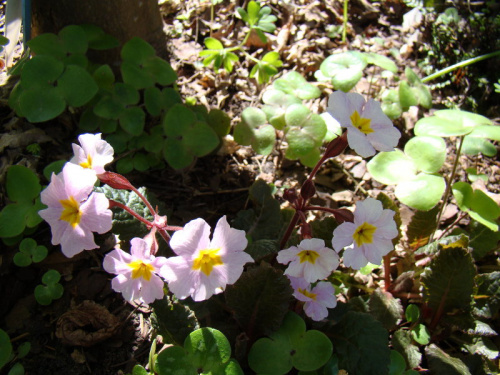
[109,200,153,228]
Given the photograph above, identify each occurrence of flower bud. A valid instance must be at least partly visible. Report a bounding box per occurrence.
[323,131,348,159]
[283,188,298,204]
[332,208,354,223]
[300,179,316,201]
[98,171,134,191]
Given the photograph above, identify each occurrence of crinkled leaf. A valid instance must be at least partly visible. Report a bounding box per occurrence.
[474,272,500,320]
[452,182,500,231]
[414,234,469,256]
[225,262,293,337]
[391,329,422,369]
[463,337,499,360]
[404,136,446,173]
[421,246,476,313]
[368,289,403,330]
[425,344,471,375]
[395,173,445,211]
[466,220,500,260]
[367,150,417,185]
[328,311,391,375]
[414,110,492,137]
[406,206,440,249]
[245,239,279,260]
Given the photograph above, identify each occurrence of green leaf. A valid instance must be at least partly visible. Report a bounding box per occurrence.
[131,364,148,375]
[155,345,194,374]
[144,87,164,116]
[121,37,156,64]
[120,61,155,89]
[19,86,66,123]
[466,220,500,260]
[395,173,445,211]
[7,362,25,375]
[364,52,398,73]
[0,329,12,369]
[204,37,224,50]
[32,245,48,263]
[92,64,115,89]
[17,341,31,359]
[185,328,231,371]
[184,121,220,157]
[425,344,471,375]
[142,56,177,86]
[414,110,492,137]
[411,324,430,345]
[293,330,333,372]
[405,304,420,323]
[452,182,500,231]
[57,65,98,107]
[81,24,119,50]
[391,329,422,369]
[316,52,367,92]
[6,165,41,202]
[225,262,293,338]
[163,138,193,169]
[273,71,320,100]
[474,271,500,320]
[389,350,406,375]
[381,89,403,120]
[248,336,292,375]
[262,89,302,130]
[42,269,61,285]
[207,109,231,137]
[462,136,497,157]
[404,136,446,173]
[119,107,145,136]
[27,33,65,59]
[0,203,30,238]
[421,246,476,313]
[329,311,391,375]
[21,56,64,87]
[163,104,196,136]
[59,25,88,55]
[466,124,500,141]
[368,289,403,330]
[233,107,275,155]
[367,150,417,185]
[13,252,32,267]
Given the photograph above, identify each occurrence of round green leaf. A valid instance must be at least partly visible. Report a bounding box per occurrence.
[144,87,164,117]
[143,56,177,86]
[155,346,194,375]
[120,61,154,89]
[467,124,500,141]
[13,252,32,267]
[163,138,193,169]
[395,174,445,211]
[92,64,115,89]
[133,153,150,172]
[17,341,31,359]
[404,136,446,173]
[58,65,98,107]
[27,33,65,59]
[6,165,41,202]
[32,245,48,263]
[204,37,224,50]
[94,95,124,119]
[285,104,310,127]
[163,104,196,136]
[48,283,64,300]
[185,121,220,157]
[42,269,61,285]
[59,25,88,54]
[248,337,292,374]
[34,285,53,305]
[43,160,66,181]
[208,109,231,137]
[0,203,30,237]
[321,112,341,142]
[184,328,231,371]
[365,52,398,73]
[19,86,66,123]
[81,24,119,50]
[114,83,140,106]
[389,350,407,375]
[411,324,430,345]
[0,329,12,369]
[119,107,145,136]
[286,127,316,156]
[7,362,24,375]
[317,52,367,92]
[293,330,333,371]
[21,55,64,87]
[405,304,420,323]
[19,238,37,253]
[414,110,492,137]
[367,150,417,185]
[116,156,134,175]
[462,136,497,157]
[121,37,156,64]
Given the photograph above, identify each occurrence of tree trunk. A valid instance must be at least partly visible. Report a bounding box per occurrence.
[30,0,167,66]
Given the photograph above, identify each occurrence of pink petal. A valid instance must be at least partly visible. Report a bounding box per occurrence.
[169,218,211,256]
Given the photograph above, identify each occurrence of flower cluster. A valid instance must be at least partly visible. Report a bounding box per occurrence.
[39,134,113,258]
[277,198,398,321]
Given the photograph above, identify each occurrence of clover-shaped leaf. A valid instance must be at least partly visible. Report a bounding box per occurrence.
[155,328,243,375]
[315,52,367,92]
[462,124,500,157]
[234,107,276,155]
[13,238,48,267]
[248,311,332,374]
[262,89,301,130]
[398,67,432,110]
[34,270,64,306]
[368,138,447,211]
[273,71,321,100]
[162,104,219,169]
[452,182,500,231]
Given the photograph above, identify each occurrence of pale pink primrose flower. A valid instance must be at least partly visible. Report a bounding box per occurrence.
[103,237,168,304]
[326,91,400,157]
[70,133,114,174]
[39,163,112,258]
[332,198,398,270]
[289,276,337,321]
[161,216,253,302]
[277,238,340,283]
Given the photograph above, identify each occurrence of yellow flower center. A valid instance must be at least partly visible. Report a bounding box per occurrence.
[59,196,82,228]
[79,154,93,169]
[353,222,378,247]
[298,250,320,264]
[129,260,155,281]
[350,110,373,134]
[192,248,223,276]
[298,288,317,300]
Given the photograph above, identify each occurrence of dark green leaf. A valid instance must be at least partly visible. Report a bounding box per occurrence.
[19,86,66,123]
[225,262,293,337]
[425,344,471,375]
[119,107,145,136]
[27,34,65,59]
[368,289,403,330]
[58,65,98,107]
[6,165,41,202]
[0,203,30,237]
[59,25,88,54]
[121,37,156,64]
[391,329,422,369]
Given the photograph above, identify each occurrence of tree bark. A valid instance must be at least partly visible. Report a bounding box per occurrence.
[31,0,167,66]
